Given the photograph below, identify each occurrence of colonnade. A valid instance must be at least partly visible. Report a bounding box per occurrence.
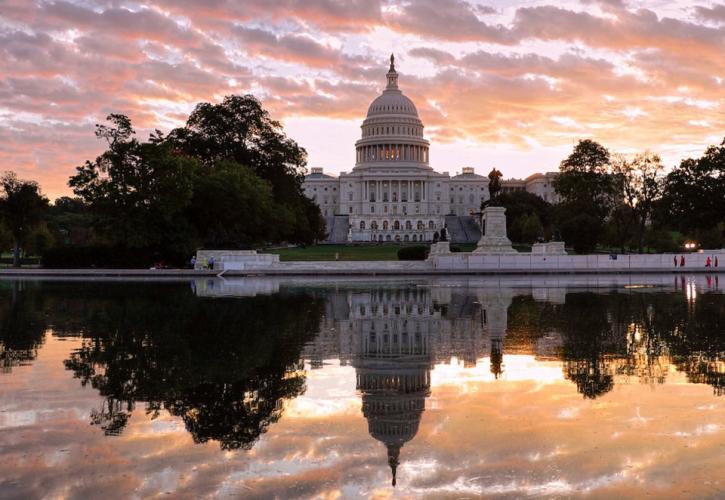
[363,179,427,203]
[356,144,429,163]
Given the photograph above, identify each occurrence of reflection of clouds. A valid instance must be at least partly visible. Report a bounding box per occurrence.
[3,297,725,498]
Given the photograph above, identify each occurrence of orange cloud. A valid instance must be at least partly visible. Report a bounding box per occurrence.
[0,1,722,198]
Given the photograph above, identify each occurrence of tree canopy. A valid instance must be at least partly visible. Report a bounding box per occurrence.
[66,96,326,265]
[0,172,49,267]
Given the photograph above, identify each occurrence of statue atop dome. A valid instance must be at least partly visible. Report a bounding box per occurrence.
[386,53,398,90]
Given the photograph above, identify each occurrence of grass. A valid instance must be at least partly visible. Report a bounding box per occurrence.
[267,244,407,261]
[266,243,481,261]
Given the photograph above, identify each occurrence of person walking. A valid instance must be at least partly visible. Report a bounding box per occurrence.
[208,256,215,270]
[706,256,712,268]
[190,255,196,269]
[716,256,719,268]
[673,256,677,267]
[680,255,685,267]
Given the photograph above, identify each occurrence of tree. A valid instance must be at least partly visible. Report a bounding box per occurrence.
[560,139,610,174]
[661,138,725,243]
[0,172,49,267]
[496,191,552,241]
[47,197,94,247]
[166,95,325,243]
[558,211,602,254]
[611,152,665,252]
[69,115,199,259]
[189,160,280,248]
[487,168,503,202]
[555,140,616,252]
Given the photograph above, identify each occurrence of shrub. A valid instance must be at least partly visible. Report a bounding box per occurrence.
[397,245,428,260]
[42,246,189,268]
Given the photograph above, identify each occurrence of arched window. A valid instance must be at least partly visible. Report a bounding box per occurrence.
[383,221,389,230]
[360,221,366,230]
[404,235,410,242]
[428,220,435,229]
[405,220,412,230]
[412,234,418,242]
[417,221,424,230]
[386,234,392,241]
[393,220,400,230]
[379,234,384,242]
[371,221,378,230]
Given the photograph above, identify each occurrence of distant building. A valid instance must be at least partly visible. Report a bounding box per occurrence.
[303,55,558,242]
[501,172,560,203]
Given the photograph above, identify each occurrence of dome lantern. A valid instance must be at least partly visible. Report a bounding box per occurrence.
[386,53,398,90]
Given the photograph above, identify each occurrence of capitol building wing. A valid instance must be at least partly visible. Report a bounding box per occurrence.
[303,55,559,243]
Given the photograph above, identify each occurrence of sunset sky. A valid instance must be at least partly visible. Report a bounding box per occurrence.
[1,0,723,200]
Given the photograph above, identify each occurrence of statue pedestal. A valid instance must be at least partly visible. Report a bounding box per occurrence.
[428,241,451,256]
[473,206,517,254]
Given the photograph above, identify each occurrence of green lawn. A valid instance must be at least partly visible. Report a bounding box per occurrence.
[266,243,479,261]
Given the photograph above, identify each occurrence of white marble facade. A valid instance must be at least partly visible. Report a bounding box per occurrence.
[303,55,557,243]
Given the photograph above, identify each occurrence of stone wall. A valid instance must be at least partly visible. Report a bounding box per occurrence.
[204,248,725,275]
[195,250,279,271]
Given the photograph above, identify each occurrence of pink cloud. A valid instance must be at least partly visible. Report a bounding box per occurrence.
[0,1,722,198]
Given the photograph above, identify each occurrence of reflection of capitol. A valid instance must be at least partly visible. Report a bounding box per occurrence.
[190,277,725,481]
[302,286,515,485]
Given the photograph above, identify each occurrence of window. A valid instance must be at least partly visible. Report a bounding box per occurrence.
[349,192,353,201]
[371,221,378,230]
[417,221,424,230]
[349,207,353,214]
[405,220,412,230]
[394,220,400,230]
[383,221,389,230]
[428,220,435,229]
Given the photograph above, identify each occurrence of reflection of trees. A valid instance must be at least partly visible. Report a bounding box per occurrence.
[58,284,324,449]
[557,293,626,399]
[665,293,725,396]
[0,281,47,373]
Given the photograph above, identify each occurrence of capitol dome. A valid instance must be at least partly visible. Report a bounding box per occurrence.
[366,88,419,117]
[354,54,430,171]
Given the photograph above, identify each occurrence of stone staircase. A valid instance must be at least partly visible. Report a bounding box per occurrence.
[323,215,350,244]
[444,215,481,244]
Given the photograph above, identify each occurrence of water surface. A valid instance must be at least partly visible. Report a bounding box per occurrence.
[1,276,724,498]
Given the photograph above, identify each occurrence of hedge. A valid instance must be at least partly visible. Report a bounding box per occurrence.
[42,246,189,269]
[397,245,429,261]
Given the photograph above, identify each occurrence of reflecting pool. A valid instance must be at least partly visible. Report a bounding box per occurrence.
[1,275,724,498]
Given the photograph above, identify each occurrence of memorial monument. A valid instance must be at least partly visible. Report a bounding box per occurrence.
[473,206,517,254]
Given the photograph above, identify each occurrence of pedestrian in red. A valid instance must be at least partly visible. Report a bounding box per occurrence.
[706,256,712,267]
[680,255,685,267]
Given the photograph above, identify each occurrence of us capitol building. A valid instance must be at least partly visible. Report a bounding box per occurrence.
[303,55,559,243]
